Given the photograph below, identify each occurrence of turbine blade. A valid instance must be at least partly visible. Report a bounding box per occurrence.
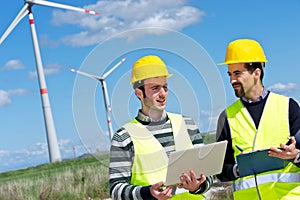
[69,68,101,80]
[102,57,126,79]
[0,3,29,44]
[25,0,100,15]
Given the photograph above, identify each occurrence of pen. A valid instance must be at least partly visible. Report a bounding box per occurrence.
[285,138,292,146]
[278,138,293,150]
[235,145,244,152]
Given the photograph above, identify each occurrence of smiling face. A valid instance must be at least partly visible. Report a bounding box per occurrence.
[227,63,263,100]
[135,76,168,120]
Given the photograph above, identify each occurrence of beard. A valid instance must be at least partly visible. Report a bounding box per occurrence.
[232,83,245,98]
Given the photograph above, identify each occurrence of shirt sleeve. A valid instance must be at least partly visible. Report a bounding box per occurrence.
[216,110,238,181]
[109,128,152,200]
[289,98,300,146]
[288,98,300,167]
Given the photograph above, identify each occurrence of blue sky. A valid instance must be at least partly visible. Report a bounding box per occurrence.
[0,0,299,172]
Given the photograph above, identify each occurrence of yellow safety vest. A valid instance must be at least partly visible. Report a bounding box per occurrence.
[123,112,205,199]
[226,93,300,200]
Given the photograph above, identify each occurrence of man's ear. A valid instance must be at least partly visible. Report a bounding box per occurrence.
[254,68,261,80]
[135,88,143,99]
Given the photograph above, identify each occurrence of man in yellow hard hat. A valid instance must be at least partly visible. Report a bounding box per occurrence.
[216,39,300,199]
[109,55,213,200]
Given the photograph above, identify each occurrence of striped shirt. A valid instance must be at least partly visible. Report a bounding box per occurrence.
[109,111,213,199]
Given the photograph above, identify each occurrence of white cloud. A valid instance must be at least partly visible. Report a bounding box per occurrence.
[0,89,31,107]
[39,34,60,48]
[0,139,88,172]
[0,90,11,107]
[8,89,31,96]
[1,59,25,71]
[28,63,61,78]
[0,150,9,158]
[50,0,205,47]
[267,83,299,94]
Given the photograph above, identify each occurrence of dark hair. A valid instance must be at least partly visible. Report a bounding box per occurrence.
[244,62,265,81]
[138,85,146,98]
[133,80,146,99]
[133,80,144,89]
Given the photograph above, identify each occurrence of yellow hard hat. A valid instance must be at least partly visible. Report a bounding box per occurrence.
[130,55,173,84]
[218,39,268,65]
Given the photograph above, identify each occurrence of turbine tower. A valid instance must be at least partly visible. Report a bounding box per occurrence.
[69,57,126,140]
[0,0,99,162]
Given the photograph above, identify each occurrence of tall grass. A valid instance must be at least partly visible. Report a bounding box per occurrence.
[0,133,232,199]
[0,153,110,200]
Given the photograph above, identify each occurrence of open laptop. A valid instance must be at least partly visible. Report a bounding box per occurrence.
[164,140,228,186]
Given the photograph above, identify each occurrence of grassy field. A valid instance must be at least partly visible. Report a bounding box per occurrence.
[0,153,110,200]
[0,133,232,199]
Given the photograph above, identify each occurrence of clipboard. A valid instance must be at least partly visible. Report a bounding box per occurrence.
[236,149,289,178]
[164,140,228,186]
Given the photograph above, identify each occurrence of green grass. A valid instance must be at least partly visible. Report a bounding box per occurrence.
[202,132,217,144]
[0,133,232,199]
[0,153,110,200]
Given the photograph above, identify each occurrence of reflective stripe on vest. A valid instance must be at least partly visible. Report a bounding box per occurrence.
[233,172,300,192]
[123,113,204,199]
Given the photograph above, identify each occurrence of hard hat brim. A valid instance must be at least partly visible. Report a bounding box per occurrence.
[217,60,268,66]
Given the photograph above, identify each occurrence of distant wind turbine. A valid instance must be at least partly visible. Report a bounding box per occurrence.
[69,57,126,140]
[0,0,99,162]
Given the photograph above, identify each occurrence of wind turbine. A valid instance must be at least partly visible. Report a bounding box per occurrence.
[69,57,126,140]
[0,0,99,162]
